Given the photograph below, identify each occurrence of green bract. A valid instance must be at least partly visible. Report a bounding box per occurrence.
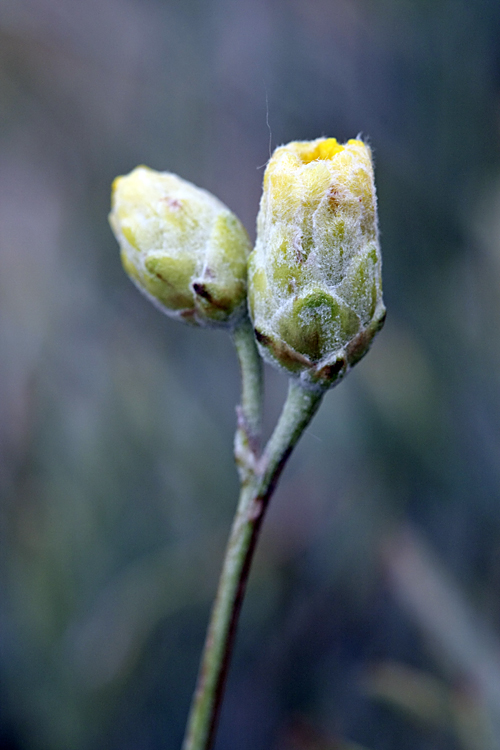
[109,166,251,328]
[248,137,385,390]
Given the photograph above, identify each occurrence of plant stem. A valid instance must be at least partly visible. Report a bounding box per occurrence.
[182,378,323,750]
[232,317,263,446]
[231,318,263,481]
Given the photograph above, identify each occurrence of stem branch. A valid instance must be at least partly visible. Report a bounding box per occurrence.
[232,317,263,448]
[182,375,323,750]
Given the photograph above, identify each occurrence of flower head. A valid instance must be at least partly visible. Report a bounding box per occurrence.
[110,166,251,328]
[248,137,385,390]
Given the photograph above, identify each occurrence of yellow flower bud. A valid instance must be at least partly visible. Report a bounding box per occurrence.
[248,137,385,390]
[109,166,251,327]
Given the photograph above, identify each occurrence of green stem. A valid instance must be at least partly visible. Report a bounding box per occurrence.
[232,317,263,444]
[232,317,264,480]
[258,379,323,499]
[182,378,323,750]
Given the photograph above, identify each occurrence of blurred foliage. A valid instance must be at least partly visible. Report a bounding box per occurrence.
[1,1,500,749]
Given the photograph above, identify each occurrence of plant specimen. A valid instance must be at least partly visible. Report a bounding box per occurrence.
[109,137,385,750]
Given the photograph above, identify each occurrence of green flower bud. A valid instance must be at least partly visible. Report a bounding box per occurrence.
[248,138,385,390]
[109,166,251,328]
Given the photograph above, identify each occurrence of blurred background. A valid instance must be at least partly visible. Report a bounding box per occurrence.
[1,1,500,748]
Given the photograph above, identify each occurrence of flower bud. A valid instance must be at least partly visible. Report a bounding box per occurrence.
[248,138,385,390]
[109,166,251,327]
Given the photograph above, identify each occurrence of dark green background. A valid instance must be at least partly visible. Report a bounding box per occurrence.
[1,1,500,748]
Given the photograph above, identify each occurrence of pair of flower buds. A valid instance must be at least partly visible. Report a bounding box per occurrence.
[110,138,385,391]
